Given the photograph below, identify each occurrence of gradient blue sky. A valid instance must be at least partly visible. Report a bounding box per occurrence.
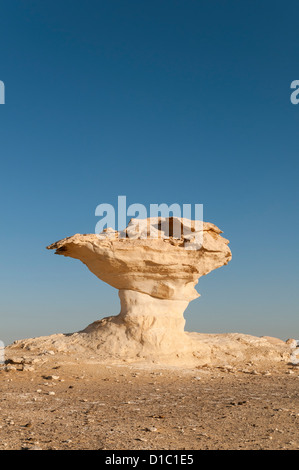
[1,0,298,345]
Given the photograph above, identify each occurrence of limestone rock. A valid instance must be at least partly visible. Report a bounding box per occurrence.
[47,217,231,301]
[286,339,298,349]
[6,217,293,367]
[261,336,286,346]
[41,217,231,359]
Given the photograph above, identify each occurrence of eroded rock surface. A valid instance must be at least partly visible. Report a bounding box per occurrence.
[47,217,232,301]
[6,218,293,366]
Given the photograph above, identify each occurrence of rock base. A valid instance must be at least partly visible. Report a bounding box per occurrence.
[7,292,292,368]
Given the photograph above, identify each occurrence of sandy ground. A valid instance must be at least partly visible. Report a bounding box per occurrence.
[0,352,298,450]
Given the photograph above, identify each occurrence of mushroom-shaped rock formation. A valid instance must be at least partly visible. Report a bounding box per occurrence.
[45,217,232,361]
[9,217,292,366]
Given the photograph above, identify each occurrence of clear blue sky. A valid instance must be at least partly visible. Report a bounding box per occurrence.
[0,0,298,345]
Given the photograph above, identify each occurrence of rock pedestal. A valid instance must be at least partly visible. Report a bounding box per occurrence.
[45,217,232,357]
[7,217,293,366]
[80,289,190,358]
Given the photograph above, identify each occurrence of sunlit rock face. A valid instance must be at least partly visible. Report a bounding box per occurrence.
[43,218,232,360]
[47,217,232,302]
[9,219,292,366]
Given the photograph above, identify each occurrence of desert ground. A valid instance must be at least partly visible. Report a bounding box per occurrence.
[1,350,298,451]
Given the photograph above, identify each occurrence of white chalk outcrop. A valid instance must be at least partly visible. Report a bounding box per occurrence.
[7,218,292,366]
[44,217,231,358]
[48,217,231,302]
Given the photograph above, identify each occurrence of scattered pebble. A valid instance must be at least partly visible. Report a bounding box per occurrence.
[144,426,158,432]
[8,357,24,364]
[22,365,35,372]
